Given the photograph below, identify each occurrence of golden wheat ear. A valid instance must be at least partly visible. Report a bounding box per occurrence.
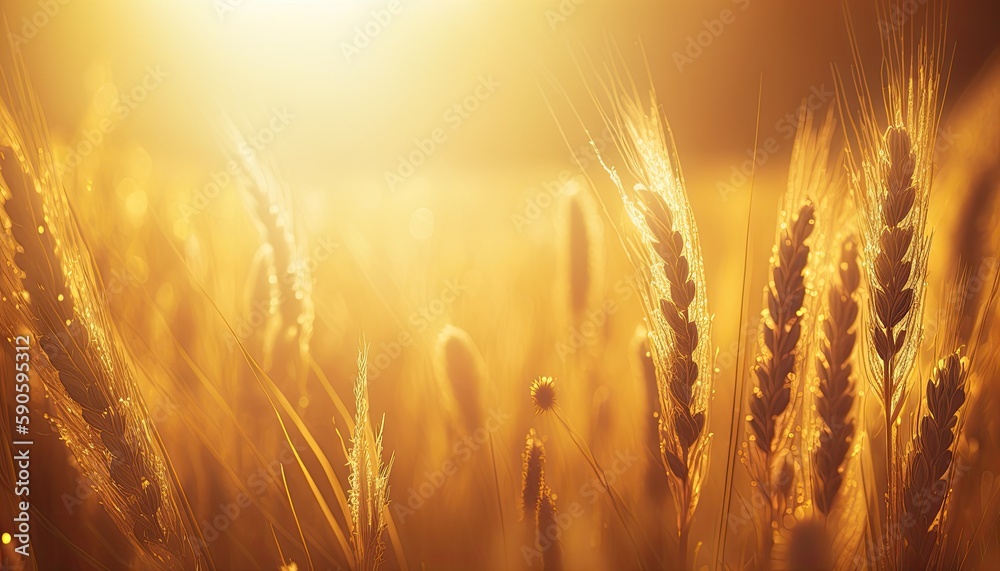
[900,351,968,569]
[558,180,603,326]
[434,324,487,433]
[348,346,393,571]
[535,485,564,571]
[228,124,315,397]
[593,79,713,568]
[746,200,815,565]
[837,4,948,560]
[812,236,861,518]
[744,104,843,562]
[0,45,206,569]
[520,428,546,524]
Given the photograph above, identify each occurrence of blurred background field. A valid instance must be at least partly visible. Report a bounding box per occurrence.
[3,1,1000,569]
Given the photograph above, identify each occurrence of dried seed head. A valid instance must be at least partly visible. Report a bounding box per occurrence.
[530,376,558,414]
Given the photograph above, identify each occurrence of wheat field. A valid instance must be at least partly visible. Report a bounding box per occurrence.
[1,1,1000,570]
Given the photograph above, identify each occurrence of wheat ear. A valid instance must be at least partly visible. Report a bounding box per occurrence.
[597,87,713,569]
[637,185,706,566]
[435,324,487,433]
[0,55,204,569]
[349,347,393,571]
[521,428,545,526]
[900,351,968,569]
[536,485,563,571]
[813,237,860,517]
[840,3,945,545]
[232,135,314,392]
[560,183,602,324]
[748,199,815,561]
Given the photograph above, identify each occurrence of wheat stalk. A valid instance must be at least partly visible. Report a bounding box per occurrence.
[900,351,968,570]
[348,346,393,571]
[0,59,204,569]
[231,136,314,394]
[813,236,861,517]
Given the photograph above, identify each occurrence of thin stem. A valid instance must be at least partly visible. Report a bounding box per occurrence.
[552,410,651,570]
